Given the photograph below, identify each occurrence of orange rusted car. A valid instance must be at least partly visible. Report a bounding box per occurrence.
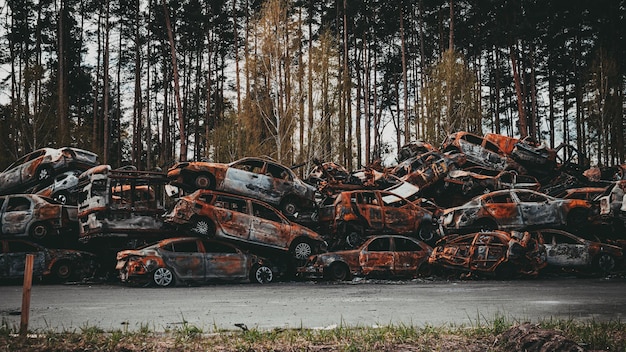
[429,230,547,278]
[167,157,317,218]
[0,147,98,195]
[116,237,275,287]
[0,194,77,241]
[318,189,436,249]
[441,131,524,173]
[440,189,591,234]
[164,190,327,261]
[297,235,432,280]
[391,151,466,191]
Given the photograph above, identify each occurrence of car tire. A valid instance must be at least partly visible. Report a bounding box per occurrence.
[52,261,73,282]
[188,217,215,238]
[250,264,274,284]
[417,262,432,277]
[291,239,313,261]
[280,198,298,218]
[594,253,616,274]
[30,222,52,241]
[194,174,213,189]
[53,191,70,204]
[326,262,350,281]
[153,267,175,287]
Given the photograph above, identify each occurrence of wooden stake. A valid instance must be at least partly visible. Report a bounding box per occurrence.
[20,254,34,336]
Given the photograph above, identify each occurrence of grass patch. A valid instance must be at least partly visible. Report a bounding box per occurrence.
[0,318,624,351]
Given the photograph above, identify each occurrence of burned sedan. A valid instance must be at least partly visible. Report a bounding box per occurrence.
[317,189,435,249]
[0,147,98,195]
[428,231,547,278]
[116,237,275,287]
[0,194,77,241]
[34,170,81,204]
[298,235,432,281]
[440,189,591,234]
[167,157,317,217]
[528,229,622,274]
[390,151,466,192]
[0,238,97,282]
[164,190,327,261]
[441,131,523,173]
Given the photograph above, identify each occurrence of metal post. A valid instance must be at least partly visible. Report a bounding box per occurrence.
[20,254,34,336]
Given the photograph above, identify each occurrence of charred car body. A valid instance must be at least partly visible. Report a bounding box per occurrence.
[391,151,466,193]
[598,180,626,229]
[167,157,317,218]
[116,237,275,287]
[0,147,98,195]
[441,131,523,173]
[298,235,432,281]
[0,238,97,282]
[429,230,547,278]
[318,189,436,249]
[440,189,591,234]
[528,229,622,273]
[34,170,81,205]
[164,189,327,261]
[0,194,77,241]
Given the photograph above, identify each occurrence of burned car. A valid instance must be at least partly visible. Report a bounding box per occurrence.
[390,151,466,192]
[116,237,275,287]
[441,131,523,173]
[528,229,622,274]
[317,189,435,249]
[0,194,77,241]
[598,180,626,229]
[164,190,327,261]
[396,140,438,162]
[0,147,98,195]
[34,170,81,204]
[0,238,97,282]
[440,189,591,234]
[306,160,396,195]
[297,235,432,281]
[429,231,547,278]
[167,157,317,217]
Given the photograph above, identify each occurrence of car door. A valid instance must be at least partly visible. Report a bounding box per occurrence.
[379,192,416,233]
[2,196,35,235]
[223,159,281,205]
[482,191,523,229]
[0,153,30,192]
[392,236,427,275]
[202,240,248,280]
[355,191,384,231]
[249,201,289,249]
[5,240,46,278]
[540,230,590,267]
[212,195,252,241]
[469,233,507,272]
[359,237,394,275]
[162,239,205,281]
[515,190,562,227]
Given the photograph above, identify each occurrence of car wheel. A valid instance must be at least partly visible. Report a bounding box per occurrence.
[194,174,212,189]
[417,262,432,277]
[594,253,616,273]
[189,217,215,238]
[53,191,70,204]
[291,239,313,260]
[326,262,350,281]
[30,222,52,240]
[250,264,273,284]
[153,267,175,287]
[37,166,53,182]
[53,261,73,282]
[281,198,298,217]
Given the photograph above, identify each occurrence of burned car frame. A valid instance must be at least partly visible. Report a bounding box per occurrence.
[440,189,591,234]
[116,237,275,287]
[390,151,466,192]
[441,131,523,172]
[164,189,327,261]
[429,230,547,278]
[0,194,77,241]
[297,235,432,281]
[167,156,317,218]
[0,147,98,195]
[0,238,97,282]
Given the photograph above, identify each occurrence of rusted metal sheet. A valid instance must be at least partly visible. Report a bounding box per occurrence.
[429,231,547,278]
[297,235,432,280]
[484,133,520,155]
[440,189,591,234]
[442,131,522,172]
[164,189,326,260]
[116,237,273,286]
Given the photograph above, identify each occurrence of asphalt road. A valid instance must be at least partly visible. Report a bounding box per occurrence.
[1,277,625,333]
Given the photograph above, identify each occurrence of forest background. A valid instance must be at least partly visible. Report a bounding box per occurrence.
[0,0,624,176]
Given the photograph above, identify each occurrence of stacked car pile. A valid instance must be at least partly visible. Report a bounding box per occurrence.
[1,132,624,286]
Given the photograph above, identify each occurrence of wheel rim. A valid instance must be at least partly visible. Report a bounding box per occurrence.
[598,254,615,273]
[38,168,51,181]
[330,264,348,281]
[195,175,211,189]
[254,266,273,283]
[31,224,49,240]
[293,241,312,260]
[153,267,174,287]
[283,202,297,216]
[55,193,68,204]
[346,232,363,248]
[56,264,71,280]
[191,219,211,236]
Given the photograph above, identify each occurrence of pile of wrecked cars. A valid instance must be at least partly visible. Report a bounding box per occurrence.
[1,131,625,286]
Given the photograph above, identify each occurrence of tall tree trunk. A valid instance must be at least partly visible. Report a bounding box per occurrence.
[133,0,142,167]
[57,0,69,146]
[510,43,527,138]
[103,0,110,164]
[400,2,409,145]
